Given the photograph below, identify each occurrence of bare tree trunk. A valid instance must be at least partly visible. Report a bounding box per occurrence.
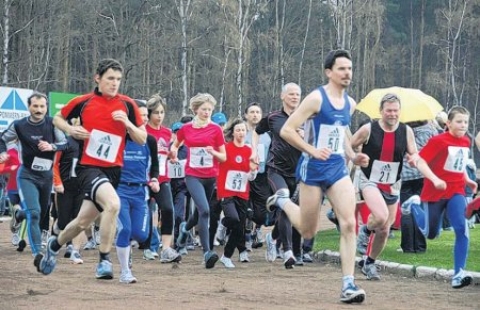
[410,0,415,88]
[417,0,425,89]
[449,0,467,106]
[176,0,191,115]
[298,0,312,86]
[2,0,12,84]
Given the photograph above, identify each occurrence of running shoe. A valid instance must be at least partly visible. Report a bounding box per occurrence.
[204,250,219,269]
[39,236,59,275]
[160,247,182,263]
[452,269,473,289]
[302,252,314,263]
[265,232,277,262]
[340,283,366,304]
[95,260,113,280]
[83,239,97,250]
[283,250,296,269]
[220,255,235,268]
[361,261,381,280]
[119,270,137,284]
[266,189,290,212]
[70,250,84,264]
[239,250,250,263]
[64,244,73,258]
[143,249,156,260]
[10,205,22,233]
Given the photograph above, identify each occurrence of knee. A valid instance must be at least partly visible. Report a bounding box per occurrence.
[223,217,241,230]
[339,218,356,235]
[302,229,316,240]
[103,199,120,214]
[198,208,210,220]
[28,209,41,222]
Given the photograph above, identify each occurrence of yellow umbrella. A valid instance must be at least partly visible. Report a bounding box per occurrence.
[356,86,444,123]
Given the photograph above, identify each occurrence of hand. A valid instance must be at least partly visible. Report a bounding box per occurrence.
[112,110,129,126]
[169,150,178,163]
[68,125,90,140]
[149,181,160,193]
[432,178,447,190]
[54,185,64,194]
[249,151,259,165]
[353,153,370,168]
[311,148,332,161]
[205,146,214,154]
[38,140,54,152]
[249,160,259,171]
[0,152,9,164]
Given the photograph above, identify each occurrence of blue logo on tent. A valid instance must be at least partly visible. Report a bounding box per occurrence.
[1,90,28,111]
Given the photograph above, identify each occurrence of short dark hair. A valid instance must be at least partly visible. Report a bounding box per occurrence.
[134,99,146,108]
[96,58,123,77]
[180,115,194,124]
[244,102,262,114]
[324,49,352,70]
[27,92,48,106]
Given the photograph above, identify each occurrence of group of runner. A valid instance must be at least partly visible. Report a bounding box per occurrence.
[1,50,476,305]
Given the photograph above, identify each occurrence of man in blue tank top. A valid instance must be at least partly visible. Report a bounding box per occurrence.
[266,50,369,304]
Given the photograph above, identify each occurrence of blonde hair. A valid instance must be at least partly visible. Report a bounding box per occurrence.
[190,93,217,113]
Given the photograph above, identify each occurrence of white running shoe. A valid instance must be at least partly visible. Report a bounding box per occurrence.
[119,270,137,284]
[239,250,250,263]
[220,255,235,268]
[70,250,84,264]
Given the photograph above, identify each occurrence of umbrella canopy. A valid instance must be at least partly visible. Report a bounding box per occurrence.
[356,86,444,123]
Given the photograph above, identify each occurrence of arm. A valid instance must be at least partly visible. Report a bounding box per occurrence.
[0,122,18,163]
[416,157,446,190]
[146,135,160,193]
[207,145,226,163]
[53,112,90,140]
[476,131,480,151]
[405,125,419,167]
[53,152,64,193]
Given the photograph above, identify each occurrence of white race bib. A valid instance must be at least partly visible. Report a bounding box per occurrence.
[225,170,248,192]
[158,154,167,176]
[369,160,400,184]
[168,159,186,178]
[317,124,345,154]
[31,157,53,171]
[444,146,469,173]
[85,129,122,163]
[189,147,213,168]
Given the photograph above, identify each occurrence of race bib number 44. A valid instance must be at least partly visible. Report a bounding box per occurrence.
[86,129,122,163]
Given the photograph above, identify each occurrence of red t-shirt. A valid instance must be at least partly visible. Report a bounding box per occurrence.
[176,122,225,178]
[419,132,470,201]
[146,124,172,184]
[61,91,143,167]
[0,148,19,191]
[217,142,253,201]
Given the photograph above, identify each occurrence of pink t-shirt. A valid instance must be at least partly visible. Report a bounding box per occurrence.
[146,124,172,184]
[176,122,225,178]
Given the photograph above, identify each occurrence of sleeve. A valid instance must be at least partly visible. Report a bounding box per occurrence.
[176,126,185,144]
[147,135,159,179]
[60,94,90,121]
[419,136,438,163]
[0,121,18,153]
[124,98,144,127]
[53,126,68,151]
[53,151,63,187]
[255,115,270,135]
[1,148,20,172]
[215,126,226,147]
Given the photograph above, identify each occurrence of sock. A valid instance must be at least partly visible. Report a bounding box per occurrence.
[99,251,111,262]
[277,197,289,209]
[116,246,130,272]
[342,275,355,290]
[364,226,373,236]
[50,238,62,252]
[365,256,375,265]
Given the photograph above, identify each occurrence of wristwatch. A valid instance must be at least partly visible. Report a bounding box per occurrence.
[51,144,57,151]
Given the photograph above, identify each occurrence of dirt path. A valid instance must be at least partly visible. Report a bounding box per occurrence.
[0,216,478,310]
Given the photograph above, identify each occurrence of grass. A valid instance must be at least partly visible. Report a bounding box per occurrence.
[314,227,480,272]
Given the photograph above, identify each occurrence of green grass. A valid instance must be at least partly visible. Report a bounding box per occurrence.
[314,227,480,272]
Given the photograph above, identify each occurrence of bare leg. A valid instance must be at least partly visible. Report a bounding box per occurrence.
[93,182,121,254]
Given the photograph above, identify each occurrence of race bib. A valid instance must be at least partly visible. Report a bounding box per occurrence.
[31,157,53,171]
[168,159,186,178]
[317,124,345,154]
[369,160,400,184]
[158,154,167,176]
[189,147,213,168]
[444,146,469,173]
[86,129,122,163]
[225,170,248,192]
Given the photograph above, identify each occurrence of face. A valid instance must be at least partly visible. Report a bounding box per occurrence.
[149,105,165,126]
[245,105,262,126]
[28,97,48,122]
[326,57,352,88]
[139,107,148,125]
[233,123,247,142]
[195,102,214,121]
[447,113,469,137]
[380,101,400,128]
[95,68,122,98]
[281,86,301,111]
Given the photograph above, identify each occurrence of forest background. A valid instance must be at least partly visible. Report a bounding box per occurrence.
[1,0,478,136]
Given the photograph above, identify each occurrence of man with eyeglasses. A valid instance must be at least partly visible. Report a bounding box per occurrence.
[350,93,418,281]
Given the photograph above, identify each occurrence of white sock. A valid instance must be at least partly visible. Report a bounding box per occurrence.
[116,246,130,272]
[342,275,355,290]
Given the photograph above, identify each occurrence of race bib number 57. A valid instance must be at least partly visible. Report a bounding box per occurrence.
[86,129,122,163]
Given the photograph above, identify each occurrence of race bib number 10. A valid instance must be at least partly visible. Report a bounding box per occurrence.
[168,159,186,178]
[86,129,122,163]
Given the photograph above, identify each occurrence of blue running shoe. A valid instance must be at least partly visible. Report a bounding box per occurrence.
[340,283,366,304]
[95,260,113,280]
[39,236,59,275]
[204,250,219,269]
[176,222,188,248]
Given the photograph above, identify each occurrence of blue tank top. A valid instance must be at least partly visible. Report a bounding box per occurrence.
[120,140,151,184]
[303,86,351,162]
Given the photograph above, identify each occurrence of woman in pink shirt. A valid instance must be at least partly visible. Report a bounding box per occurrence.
[170,93,226,269]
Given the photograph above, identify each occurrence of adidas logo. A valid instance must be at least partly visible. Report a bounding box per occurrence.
[98,135,112,146]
